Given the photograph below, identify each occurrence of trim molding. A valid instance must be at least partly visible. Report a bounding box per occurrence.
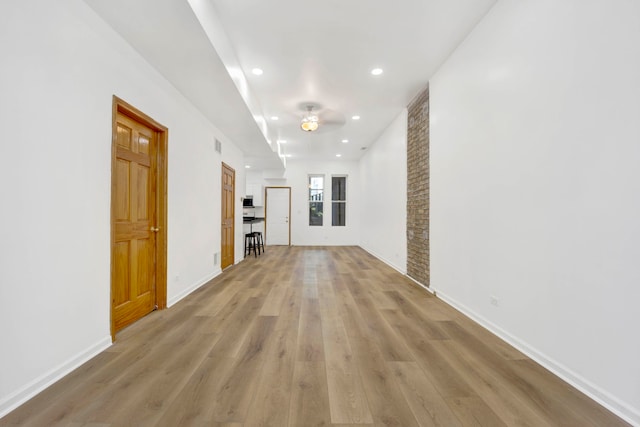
[359,245,407,276]
[167,269,222,307]
[2,268,222,418]
[405,273,436,295]
[358,245,435,296]
[0,337,112,418]
[433,289,640,426]
[361,246,638,425]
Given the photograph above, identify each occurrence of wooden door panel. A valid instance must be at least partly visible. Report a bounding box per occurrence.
[136,239,152,295]
[116,146,151,166]
[135,164,149,221]
[112,111,157,333]
[111,97,167,340]
[113,242,130,306]
[117,124,132,149]
[137,133,150,155]
[114,160,130,221]
[221,163,235,270]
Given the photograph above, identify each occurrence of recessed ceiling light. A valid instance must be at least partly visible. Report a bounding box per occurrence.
[245,165,251,169]
[352,115,360,120]
[251,68,263,76]
[270,116,279,120]
[341,139,349,143]
[336,154,342,158]
[371,68,383,76]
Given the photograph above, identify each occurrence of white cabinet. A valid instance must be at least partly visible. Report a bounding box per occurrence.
[246,184,264,206]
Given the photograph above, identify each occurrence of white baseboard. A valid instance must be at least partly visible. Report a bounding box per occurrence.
[405,273,435,295]
[434,289,640,427]
[359,245,407,276]
[359,246,436,296]
[167,268,222,307]
[1,269,223,419]
[0,336,112,419]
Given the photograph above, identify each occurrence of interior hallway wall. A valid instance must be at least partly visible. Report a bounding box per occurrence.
[358,110,408,273]
[430,0,640,423]
[0,0,244,415]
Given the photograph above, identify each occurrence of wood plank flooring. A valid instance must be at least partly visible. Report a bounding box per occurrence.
[0,246,630,427]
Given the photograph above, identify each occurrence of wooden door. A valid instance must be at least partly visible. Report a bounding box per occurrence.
[265,187,291,245]
[111,97,167,339]
[221,163,235,269]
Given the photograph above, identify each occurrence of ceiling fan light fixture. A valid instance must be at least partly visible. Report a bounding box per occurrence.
[300,107,319,132]
[301,118,319,132]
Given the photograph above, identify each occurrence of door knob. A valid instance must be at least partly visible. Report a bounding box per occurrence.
[150,226,160,232]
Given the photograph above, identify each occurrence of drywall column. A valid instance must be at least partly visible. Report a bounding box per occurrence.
[406,87,430,286]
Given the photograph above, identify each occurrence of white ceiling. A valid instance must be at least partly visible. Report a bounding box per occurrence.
[84,0,496,171]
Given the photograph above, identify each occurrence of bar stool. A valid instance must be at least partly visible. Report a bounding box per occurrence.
[254,231,265,254]
[244,232,258,257]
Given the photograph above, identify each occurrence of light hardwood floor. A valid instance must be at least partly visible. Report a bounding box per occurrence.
[0,246,630,426]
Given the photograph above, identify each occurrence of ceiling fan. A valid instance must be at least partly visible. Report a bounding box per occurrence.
[297,102,346,133]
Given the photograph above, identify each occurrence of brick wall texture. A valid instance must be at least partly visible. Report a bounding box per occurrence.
[406,86,430,287]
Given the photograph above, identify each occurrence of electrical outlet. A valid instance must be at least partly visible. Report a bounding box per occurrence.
[174,274,180,283]
[214,252,219,265]
[490,296,499,306]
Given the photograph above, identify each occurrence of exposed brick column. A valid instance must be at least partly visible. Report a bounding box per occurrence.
[406,86,429,287]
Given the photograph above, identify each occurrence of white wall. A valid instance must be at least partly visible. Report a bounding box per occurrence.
[430,0,640,423]
[287,160,361,246]
[0,0,244,415]
[249,161,361,246]
[358,110,408,273]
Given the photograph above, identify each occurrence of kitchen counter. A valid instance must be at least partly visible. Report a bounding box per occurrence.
[243,217,264,233]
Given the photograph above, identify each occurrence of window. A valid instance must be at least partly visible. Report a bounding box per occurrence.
[309,175,324,226]
[332,176,346,226]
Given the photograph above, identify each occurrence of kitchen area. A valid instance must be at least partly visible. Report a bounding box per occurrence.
[242,195,265,256]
